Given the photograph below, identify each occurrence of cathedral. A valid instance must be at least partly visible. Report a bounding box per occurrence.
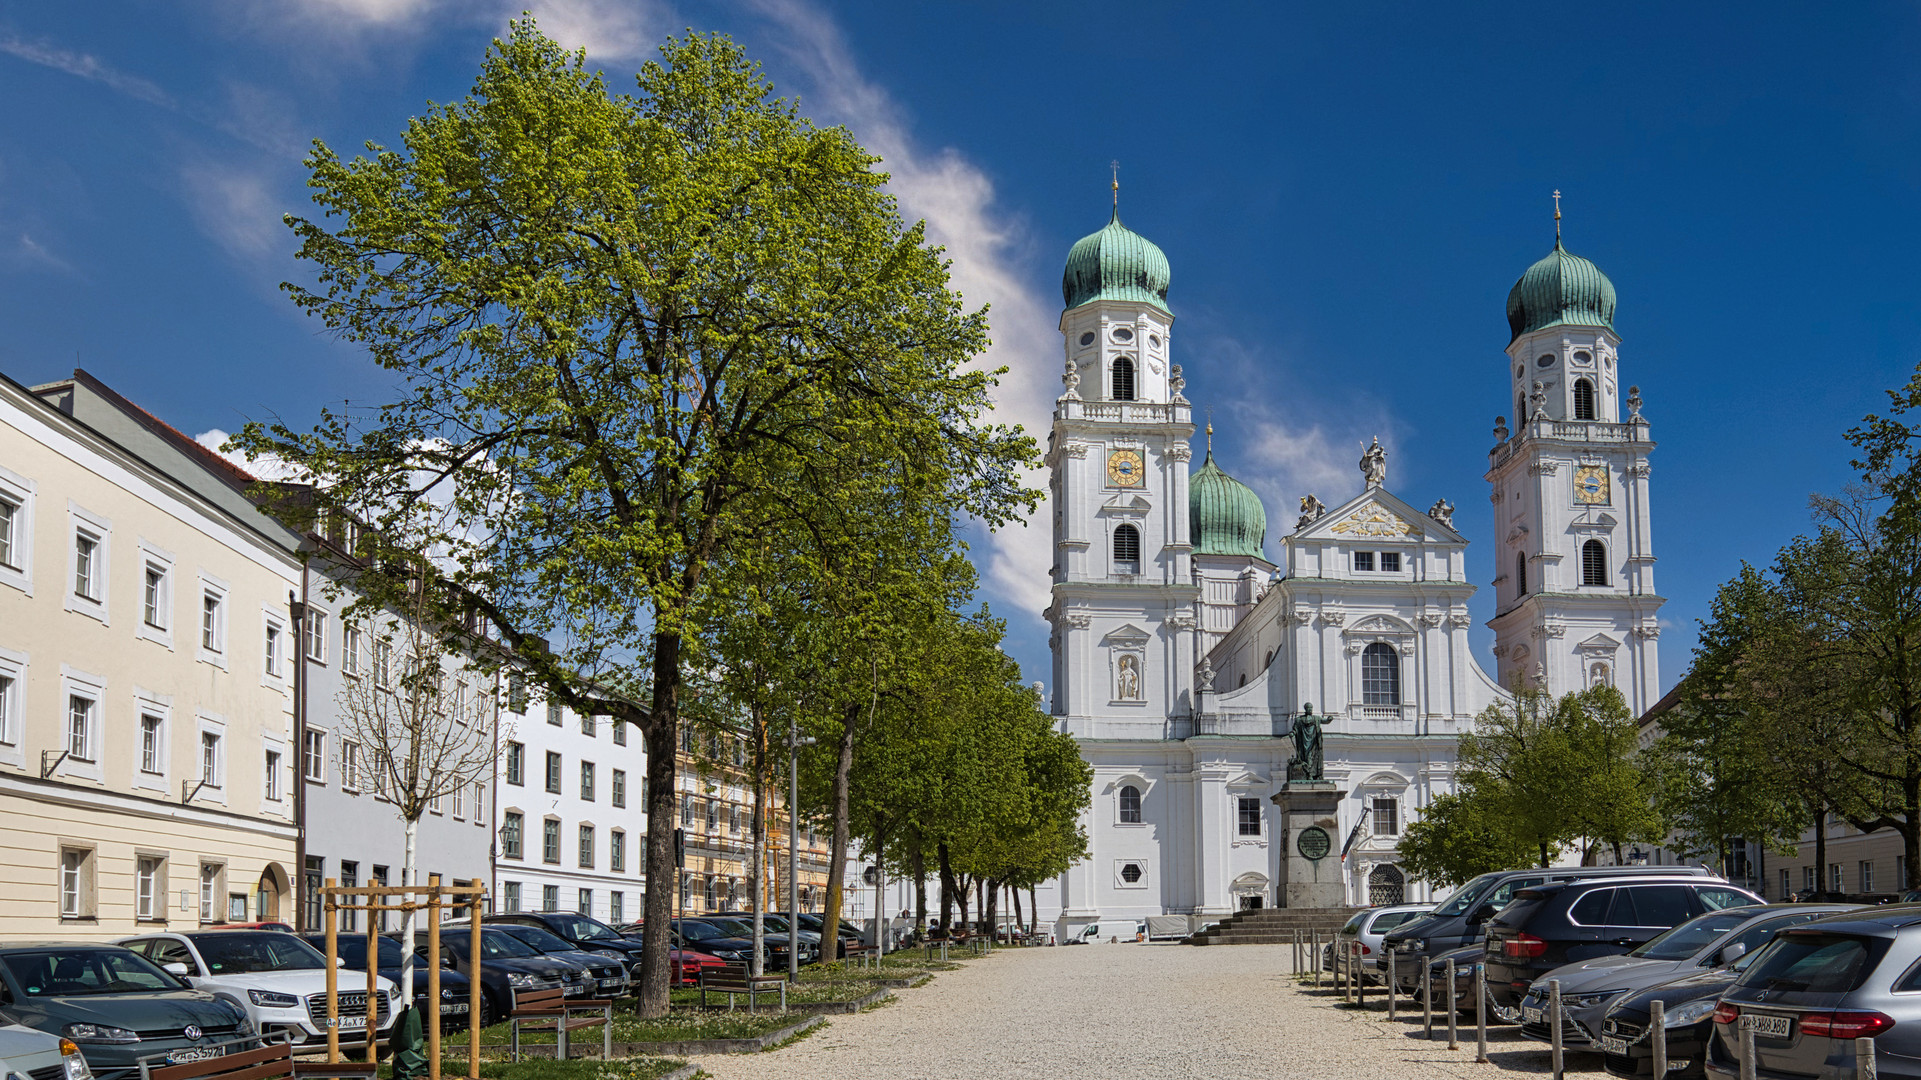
[1041,200,1664,933]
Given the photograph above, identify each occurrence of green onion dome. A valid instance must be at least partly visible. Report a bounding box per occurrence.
[1190,449,1267,559]
[1062,208,1172,313]
[1506,239,1616,343]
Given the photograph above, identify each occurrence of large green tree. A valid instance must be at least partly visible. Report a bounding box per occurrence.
[1395,791,1536,890]
[235,23,1033,1013]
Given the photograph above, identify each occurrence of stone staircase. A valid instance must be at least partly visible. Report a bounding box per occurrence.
[1184,906,1361,945]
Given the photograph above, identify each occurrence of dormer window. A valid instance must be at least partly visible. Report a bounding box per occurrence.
[1111,356,1136,401]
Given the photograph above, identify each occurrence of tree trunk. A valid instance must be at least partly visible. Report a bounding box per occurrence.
[909,839,927,928]
[637,631,683,1017]
[820,704,858,960]
[1612,840,1624,866]
[1030,886,1038,935]
[1011,884,1021,937]
[984,877,999,942]
[1538,841,1550,868]
[400,816,418,1003]
[750,707,767,977]
[937,842,956,935]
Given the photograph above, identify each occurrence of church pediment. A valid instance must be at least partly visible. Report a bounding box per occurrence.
[1099,493,1153,513]
[1350,614,1415,635]
[1329,503,1420,539]
[1226,770,1271,789]
[1295,487,1467,544]
[1578,633,1622,653]
[1101,623,1152,645]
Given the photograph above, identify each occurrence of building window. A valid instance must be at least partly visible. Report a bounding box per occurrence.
[200,862,223,924]
[611,830,625,872]
[505,741,524,785]
[140,714,163,774]
[1831,863,1844,893]
[542,819,561,864]
[506,674,527,713]
[1110,356,1136,401]
[373,641,392,686]
[1862,861,1875,893]
[1901,856,1910,893]
[612,769,626,808]
[704,877,718,908]
[306,611,327,663]
[1581,540,1608,587]
[1119,862,1144,885]
[502,812,524,859]
[67,694,94,761]
[202,592,223,652]
[580,761,595,801]
[578,888,592,916]
[1372,796,1400,835]
[548,701,562,727]
[73,530,100,601]
[301,857,323,931]
[610,891,624,924]
[264,750,281,801]
[452,782,464,818]
[1514,551,1527,596]
[578,826,595,868]
[1361,643,1401,706]
[1237,796,1261,836]
[581,712,594,737]
[682,795,695,827]
[0,495,17,569]
[542,884,559,912]
[503,881,521,913]
[370,867,389,931]
[473,782,484,822]
[680,876,692,906]
[1118,784,1142,824]
[706,799,719,831]
[136,856,163,921]
[1113,523,1141,575]
[265,622,284,677]
[1804,866,1815,893]
[144,564,169,628]
[1353,551,1375,572]
[304,730,326,782]
[613,722,626,746]
[0,673,15,746]
[60,847,94,918]
[1780,868,1791,901]
[545,751,562,794]
[200,731,221,787]
[343,625,361,675]
[342,741,362,789]
[1573,378,1596,421]
[1379,551,1401,572]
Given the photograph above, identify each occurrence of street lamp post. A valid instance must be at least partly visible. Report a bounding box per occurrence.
[785,715,815,980]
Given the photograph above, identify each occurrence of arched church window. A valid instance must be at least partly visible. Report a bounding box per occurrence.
[1518,393,1527,423]
[1113,523,1141,575]
[1515,551,1527,596]
[1111,356,1136,401]
[1573,378,1597,420]
[1361,643,1400,706]
[1264,650,1274,669]
[1118,784,1142,824]
[1582,539,1608,586]
[1238,673,1247,688]
[1368,863,1406,906]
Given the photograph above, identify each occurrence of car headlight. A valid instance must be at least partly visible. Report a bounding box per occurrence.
[63,1024,140,1044]
[507,973,540,989]
[1665,998,1720,1027]
[248,989,300,1008]
[1404,939,1426,954]
[58,1040,94,1080]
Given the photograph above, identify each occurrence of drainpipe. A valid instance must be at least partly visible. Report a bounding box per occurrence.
[290,563,311,928]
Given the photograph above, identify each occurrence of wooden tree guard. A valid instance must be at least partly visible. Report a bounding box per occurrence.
[320,876,487,1080]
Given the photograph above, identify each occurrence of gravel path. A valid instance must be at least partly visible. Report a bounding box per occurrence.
[697,943,1606,1080]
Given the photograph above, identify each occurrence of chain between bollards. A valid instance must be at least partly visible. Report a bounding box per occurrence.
[1651,1000,1666,1078]
[1549,979,1564,1080]
[1474,961,1488,1062]
[1445,957,1458,1049]
[1421,953,1432,1038]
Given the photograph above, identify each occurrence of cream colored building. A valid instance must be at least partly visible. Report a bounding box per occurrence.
[0,369,300,938]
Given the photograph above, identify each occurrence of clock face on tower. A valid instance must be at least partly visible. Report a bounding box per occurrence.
[1107,449,1145,488]
[1573,465,1610,504]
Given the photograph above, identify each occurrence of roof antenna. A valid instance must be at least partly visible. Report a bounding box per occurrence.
[1553,189,1563,244]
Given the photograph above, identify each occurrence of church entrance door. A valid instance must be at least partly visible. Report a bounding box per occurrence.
[1238,895,1263,910]
[1368,864,1405,906]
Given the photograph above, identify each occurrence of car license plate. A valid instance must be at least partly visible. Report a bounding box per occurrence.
[599,978,623,990]
[326,1016,368,1030]
[1523,1006,1544,1025]
[442,1003,469,1014]
[1601,1036,1628,1056]
[167,1048,224,1065]
[1740,1013,1792,1038]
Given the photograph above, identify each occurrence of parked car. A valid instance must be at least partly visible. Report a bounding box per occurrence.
[1322,905,1432,983]
[1484,877,1763,1035]
[426,929,581,1008]
[0,1021,95,1080]
[117,931,396,1047]
[609,923,727,985]
[1417,944,1518,1023]
[482,924,628,998]
[483,913,643,977]
[1599,952,1766,1080]
[295,934,489,1029]
[715,914,822,958]
[0,942,253,1080]
[669,919,792,969]
[1703,908,1921,1079]
[1385,865,1720,988]
[1519,903,1857,1052]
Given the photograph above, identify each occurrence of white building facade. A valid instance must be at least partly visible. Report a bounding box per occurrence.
[1044,208,1661,935]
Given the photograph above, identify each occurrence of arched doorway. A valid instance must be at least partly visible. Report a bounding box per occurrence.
[256,863,290,922]
[1230,872,1269,910]
[1368,863,1405,906]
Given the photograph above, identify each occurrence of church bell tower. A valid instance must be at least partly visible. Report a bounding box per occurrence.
[1485,204,1663,714]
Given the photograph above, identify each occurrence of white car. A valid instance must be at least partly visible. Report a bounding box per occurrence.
[1325,904,1436,982]
[117,931,397,1046]
[0,1021,94,1080]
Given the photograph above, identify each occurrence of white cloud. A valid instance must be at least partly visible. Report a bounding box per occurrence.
[516,0,664,62]
[195,428,304,481]
[178,160,288,262]
[742,0,1059,623]
[248,0,666,63]
[7,233,76,275]
[0,33,172,107]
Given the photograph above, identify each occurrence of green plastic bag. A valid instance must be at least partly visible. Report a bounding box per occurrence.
[390,1005,428,1080]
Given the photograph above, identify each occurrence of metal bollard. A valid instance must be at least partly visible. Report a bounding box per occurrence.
[1858,1035,1878,1080]
[1292,929,1299,974]
[1550,979,1564,1080]
[1355,942,1367,1008]
[1446,957,1458,1049]
[1313,930,1322,990]
[1652,999,1667,1068]
[1739,1025,1757,1080]
[1387,947,1398,1021]
[1421,954,1433,1038]
[1651,1000,1666,1078]
[1474,962,1488,1062]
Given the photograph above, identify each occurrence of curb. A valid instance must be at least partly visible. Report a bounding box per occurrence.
[787,987,893,1015]
[872,973,933,989]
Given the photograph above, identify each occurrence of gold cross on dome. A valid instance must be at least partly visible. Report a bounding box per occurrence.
[1111,160,1120,207]
[1553,189,1563,240]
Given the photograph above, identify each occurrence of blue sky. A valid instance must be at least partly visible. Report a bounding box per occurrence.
[2,1,1917,695]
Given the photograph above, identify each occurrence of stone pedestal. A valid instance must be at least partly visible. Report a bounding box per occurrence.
[1271,781,1345,909]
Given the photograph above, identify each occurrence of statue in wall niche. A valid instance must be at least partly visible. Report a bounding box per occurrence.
[1427,498,1454,528]
[1359,437,1387,489]
[1288,703,1325,783]
[1297,494,1327,530]
[1117,654,1141,701]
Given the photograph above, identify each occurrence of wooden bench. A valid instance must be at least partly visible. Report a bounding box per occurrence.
[843,943,876,969]
[141,1038,380,1080]
[509,986,613,1061]
[698,962,787,1012]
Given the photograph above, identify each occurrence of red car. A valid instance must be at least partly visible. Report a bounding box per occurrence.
[618,922,727,985]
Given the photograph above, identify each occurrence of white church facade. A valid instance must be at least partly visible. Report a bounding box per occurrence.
[1042,202,1663,934]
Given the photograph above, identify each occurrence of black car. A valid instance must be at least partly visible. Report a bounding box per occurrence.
[1598,959,1757,1079]
[1485,877,1761,1014]
[483,913,643,977]
[483,924,628,998]
[670,918,789,968]
[426,929,584,1005]
[296,934,496,1029]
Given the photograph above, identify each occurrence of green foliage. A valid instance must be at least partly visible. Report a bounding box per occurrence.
[1395,791,1536,889]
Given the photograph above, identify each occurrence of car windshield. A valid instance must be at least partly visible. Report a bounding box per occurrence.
[676,921,729,943]
[1630,909,1755,960]
[1339,913,1367,935]
[4,948,186,997]
[1736,932,1888,995]
[1369,910,1427,934]
[191,932,326,973]
[473,931,541,959]
[547,916,622,942]
[499,926,578,954]
[1431,874,1501,917]
[706,919,755,937]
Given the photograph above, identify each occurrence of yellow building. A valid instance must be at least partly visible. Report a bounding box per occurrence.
[0,370,300,937]
[674,728,832,916]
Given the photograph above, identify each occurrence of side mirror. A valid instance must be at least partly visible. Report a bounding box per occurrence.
[335,957,350,969]
[163,962,190,977]
[1466,904,1493,925]
[1718,942,1747,966]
